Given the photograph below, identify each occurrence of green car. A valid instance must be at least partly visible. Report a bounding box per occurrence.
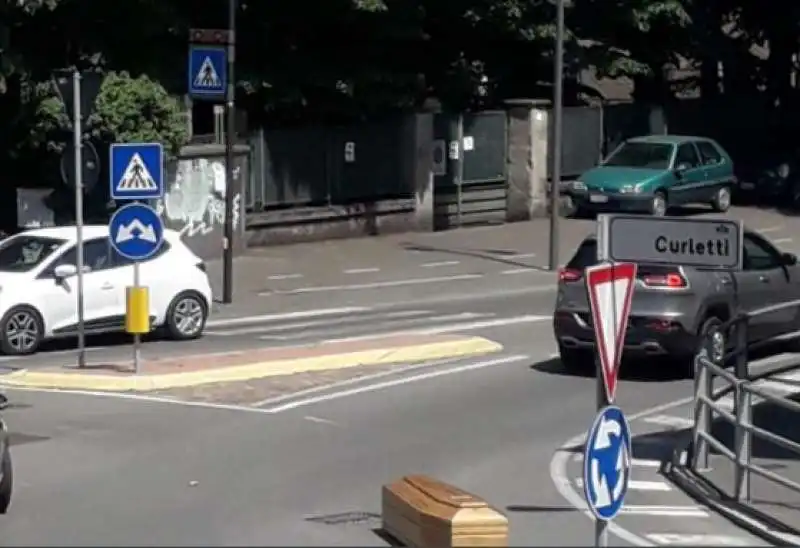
[563,135,736,217]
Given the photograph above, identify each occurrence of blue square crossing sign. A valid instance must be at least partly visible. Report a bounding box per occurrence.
[109,142,164,201]
[188,45,227,100]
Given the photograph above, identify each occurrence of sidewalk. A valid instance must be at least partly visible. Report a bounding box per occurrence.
[0,333,502,392]
[668,390,800,545]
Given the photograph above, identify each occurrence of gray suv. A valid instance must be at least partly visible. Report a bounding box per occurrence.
[553,228,800,371]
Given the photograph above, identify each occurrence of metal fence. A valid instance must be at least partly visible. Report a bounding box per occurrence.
[691,299,800,502]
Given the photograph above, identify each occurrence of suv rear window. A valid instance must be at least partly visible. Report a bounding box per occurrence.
[567,239,598,269]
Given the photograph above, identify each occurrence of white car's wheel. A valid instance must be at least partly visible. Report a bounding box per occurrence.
[0,306,43,356]
[165,292,208,340]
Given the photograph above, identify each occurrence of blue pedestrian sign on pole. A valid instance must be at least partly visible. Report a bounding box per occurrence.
[583,405,632,521]
[110,143,164,201]
[188,45,226,100]
[108,203,164,261]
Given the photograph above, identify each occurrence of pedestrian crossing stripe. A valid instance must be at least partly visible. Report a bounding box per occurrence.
[116,153,158,191]
[193,56,222,89]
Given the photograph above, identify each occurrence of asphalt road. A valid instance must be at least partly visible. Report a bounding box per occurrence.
[0,206,796,545]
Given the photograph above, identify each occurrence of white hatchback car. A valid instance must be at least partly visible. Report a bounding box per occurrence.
[0,225,213,355]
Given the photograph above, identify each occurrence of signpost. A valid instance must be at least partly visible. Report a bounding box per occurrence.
[188,44,227,101]
[109,143,165,373]
[581,213,744,545]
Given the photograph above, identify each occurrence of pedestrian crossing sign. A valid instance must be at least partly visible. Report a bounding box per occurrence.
[188,45,226,100]
[109,142,164,200]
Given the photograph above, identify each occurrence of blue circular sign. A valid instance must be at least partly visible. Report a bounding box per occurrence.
[108,203,164,261]
[583,405,632,521]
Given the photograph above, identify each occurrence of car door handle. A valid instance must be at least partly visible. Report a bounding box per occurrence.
[759,275,771,283]
[101,283,114,290]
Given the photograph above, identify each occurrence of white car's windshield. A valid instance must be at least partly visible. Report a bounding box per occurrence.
[604,142,674,169]
[0,235,66,272]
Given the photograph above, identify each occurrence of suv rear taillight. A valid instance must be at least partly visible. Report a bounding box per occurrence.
[195,261,207,273]
[559,267,582,282]
[641,271,687,288]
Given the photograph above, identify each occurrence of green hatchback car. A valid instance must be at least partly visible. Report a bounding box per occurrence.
[563,135,736,217]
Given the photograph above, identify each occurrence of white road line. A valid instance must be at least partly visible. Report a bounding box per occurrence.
[343,268,380,274]
[758,225,783,233]
[259,354,530,413]
[508,252,537,259]
[772,237,793,244]
[642,414,694,429]
[256,312,494,341]
[754,379,799,395]
[209,310,431,337]
[260,274,484,295]
[420,261,460,268]
[267,273,303,280]
[619,505,708,517]
[574,455,663,468]
[207,307,369,328]
[304,415,339,426]
[0,345,111,364]
[646,533,754,546]
[575,479,672,492]
[321,314,551,343]
[501,268,535,275]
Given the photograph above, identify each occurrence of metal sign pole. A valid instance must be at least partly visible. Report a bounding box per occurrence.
[73,70,87,368]
[222,0,237,304]
[594,214,610,548]
[133,260,141,374]
[548,0,566,271]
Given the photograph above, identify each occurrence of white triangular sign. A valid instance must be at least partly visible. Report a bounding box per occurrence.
[585,262,637,402]
[116,153,158,191]
[193,56,221,88]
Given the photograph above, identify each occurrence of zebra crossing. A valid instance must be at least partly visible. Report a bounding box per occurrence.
[205,306,551,343]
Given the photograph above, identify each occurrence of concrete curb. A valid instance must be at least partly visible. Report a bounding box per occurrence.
[0,337,503,392]
[665,444,800,546]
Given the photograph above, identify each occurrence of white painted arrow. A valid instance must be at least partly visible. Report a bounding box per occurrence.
[116,219,157,244]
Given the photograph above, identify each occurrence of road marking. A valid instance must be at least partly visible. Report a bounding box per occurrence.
[259,354,530,413]
[575,478,672,492]
[257,312,495,341]
[772,237,793,244]
[501,268,536,275]
[642,414,693,429]
[304,415,339,426]
[206,307,368,328]
[619,505,708,517]
[508,252,537,259]
[322,315,552,343]
[573,455,663,468]
[209,310,432,337]
[260,274,484,295]
[267,273,303,280]
[759,225,783,233]
[0,345,110,363]
[420,261,460,268]
[646,533,753,546]
[754,379,799,394]
[343,268,380,274]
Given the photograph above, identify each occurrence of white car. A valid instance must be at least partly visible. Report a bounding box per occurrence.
[0,225,213,355]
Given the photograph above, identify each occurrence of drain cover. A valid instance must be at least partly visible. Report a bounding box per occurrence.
[305,511,381,526]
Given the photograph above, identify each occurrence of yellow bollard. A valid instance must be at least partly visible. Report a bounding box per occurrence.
[125,286,150,334]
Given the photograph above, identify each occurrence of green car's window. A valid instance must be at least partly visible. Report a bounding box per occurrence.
[697,141,723,165]
[675,143,701,169]
[603,142,673,170]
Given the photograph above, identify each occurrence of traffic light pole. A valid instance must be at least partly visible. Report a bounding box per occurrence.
[222,0,237,304]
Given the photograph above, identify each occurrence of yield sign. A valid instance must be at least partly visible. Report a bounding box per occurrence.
[585,262,637,403]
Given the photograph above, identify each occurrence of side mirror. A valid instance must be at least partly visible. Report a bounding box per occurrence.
[782,252,798,266]
[53,263,78,280]
[674,163,690,175]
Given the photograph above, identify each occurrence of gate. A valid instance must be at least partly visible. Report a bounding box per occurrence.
[551,106,603,180]
[433,111,507,229]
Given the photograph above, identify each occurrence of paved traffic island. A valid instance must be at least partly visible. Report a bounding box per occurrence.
[0,334,502,393]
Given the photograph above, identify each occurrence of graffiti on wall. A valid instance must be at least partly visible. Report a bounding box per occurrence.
[155,158,241,238]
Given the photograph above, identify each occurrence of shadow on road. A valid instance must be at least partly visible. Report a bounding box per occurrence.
[399,243,550,272]
[561,426,689,465]
[530,355,691,382]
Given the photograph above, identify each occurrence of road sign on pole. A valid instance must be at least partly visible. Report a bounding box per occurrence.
[586,262,637,403]
[188,45,227,100]
[583,405,632,522]
[108,203,164,261]
[110,143,164,201]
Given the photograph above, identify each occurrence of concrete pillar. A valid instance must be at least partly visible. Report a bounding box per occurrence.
[506,99,550,221]
[649,105,667,134]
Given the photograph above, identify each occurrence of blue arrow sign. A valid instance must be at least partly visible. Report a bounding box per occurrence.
[583,405,632,521]
[108,203,164,261]
[188,45,226,100]
[110,142,164,200]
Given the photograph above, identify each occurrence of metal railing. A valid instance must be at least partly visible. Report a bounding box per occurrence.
[691,298,800,502]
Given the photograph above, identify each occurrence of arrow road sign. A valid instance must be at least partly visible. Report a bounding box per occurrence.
[188,45,226,100]
[108,203,164,261]
[585,262,637,403]
[583,405,632,521]
[110,143,164,201]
